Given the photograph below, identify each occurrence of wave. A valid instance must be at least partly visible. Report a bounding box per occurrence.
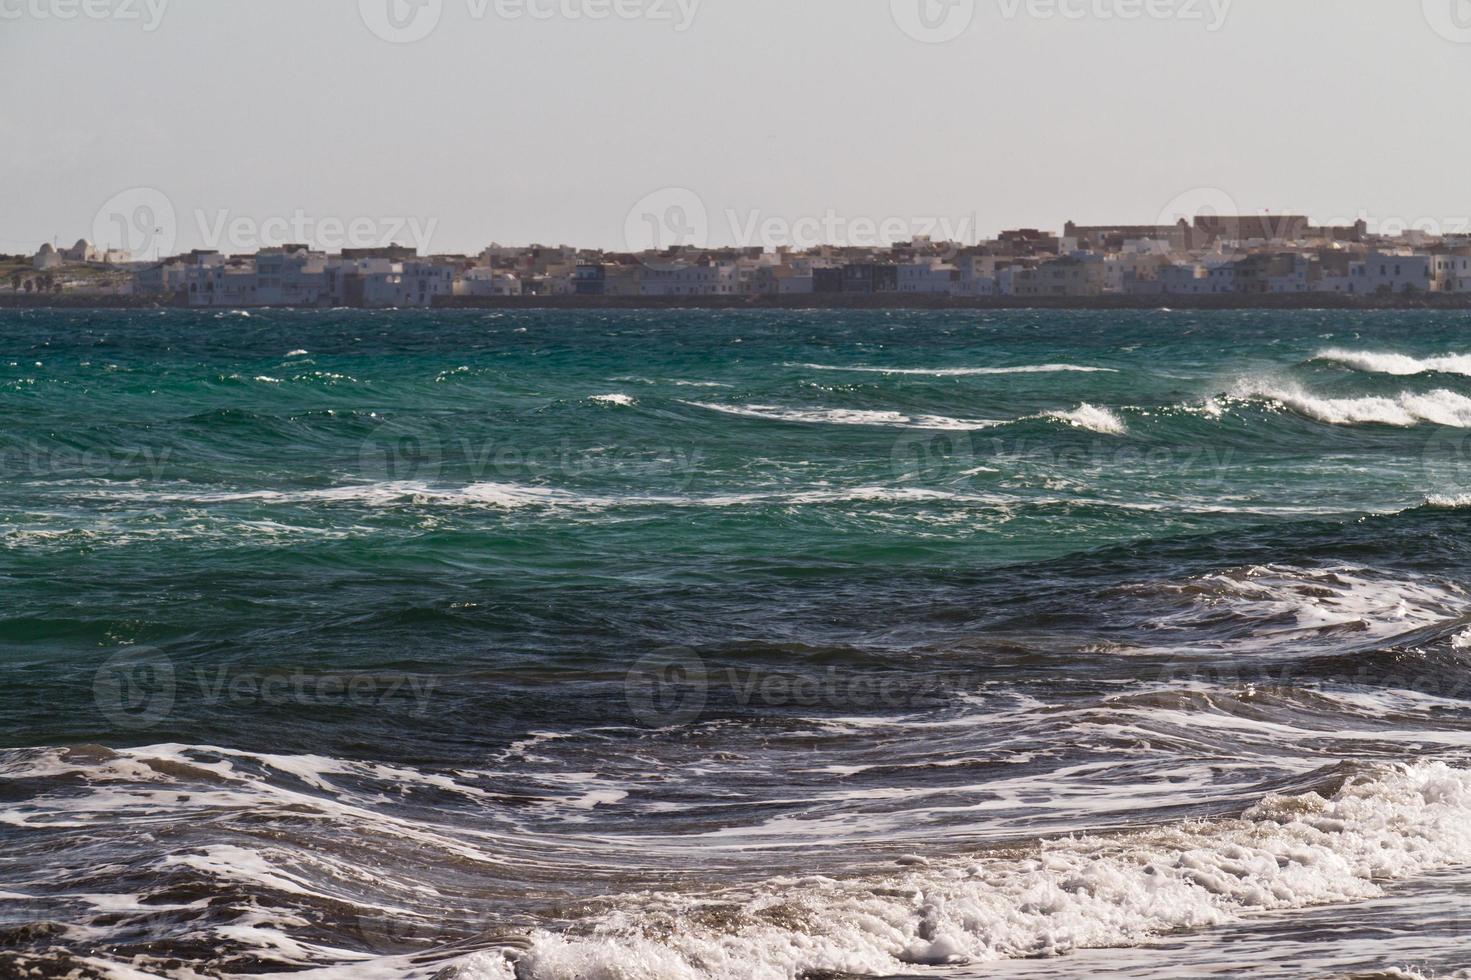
[95,482,1018,512]
[453,761,1471,979]
[19,745,1471,980]
[1314,348,1471,377]
[1228,379,1471,428]
[589,393,635,407]
[1129,563,1466,652]
[682,401,1004,431]
[609,376,732,388]
[791,362,1117,377]
[1043,403,1128,435]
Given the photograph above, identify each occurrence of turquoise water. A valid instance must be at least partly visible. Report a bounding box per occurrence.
[4,308,1471,978]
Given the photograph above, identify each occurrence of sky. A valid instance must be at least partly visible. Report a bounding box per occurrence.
[4,0,1471,257]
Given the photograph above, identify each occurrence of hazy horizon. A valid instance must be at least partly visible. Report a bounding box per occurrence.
[6,0,1471,257]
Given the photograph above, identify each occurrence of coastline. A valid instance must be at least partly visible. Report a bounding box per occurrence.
[7,293,1471,312]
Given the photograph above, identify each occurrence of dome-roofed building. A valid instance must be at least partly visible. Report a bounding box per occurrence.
[33,243,63,270]
[63,239,101,262]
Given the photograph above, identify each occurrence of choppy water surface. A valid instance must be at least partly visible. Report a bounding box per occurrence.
[4,308,1471,979]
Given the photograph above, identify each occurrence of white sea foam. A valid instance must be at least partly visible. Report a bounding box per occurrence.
[683,401,1004,431]
[1314,348,1471,377]
[610,376,731,388]
[114,482,1012,512]
[1427,494,1471,509]
[1229,379,1471,428]
[590,393,635,407]
[448,761,1471,980]
[1043,403,1128,435]
[1145,564,1465,649]
[791,363,1118,377]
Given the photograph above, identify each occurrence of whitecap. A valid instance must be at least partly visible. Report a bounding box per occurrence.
[1229,379,1471,428]
[1314,348,1471,377]
[452,762,1471,980]
[683,401,1002,431]
[1043,403,1128,435]
[790,362,1117,377]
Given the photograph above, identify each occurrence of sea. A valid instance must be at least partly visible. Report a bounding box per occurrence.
[3,307,1471,979]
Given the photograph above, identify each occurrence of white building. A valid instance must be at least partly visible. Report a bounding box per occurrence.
[62,239,103,263]
[897,259,958,294]
[1157,263,1210,294]
[187,260,260,306]
[456,268,522,297]
[1359,251,1433,294]
[135,258,191,296]
[1203,256,1238,293]
[33,244,63,271]
[953,255,999,296]
[400,261,456,306]
[1430,253,1471,292]
[1265,254,1311,293]
[1314,261,1366,294]
[639,261,739,297]
[255,248,327,306]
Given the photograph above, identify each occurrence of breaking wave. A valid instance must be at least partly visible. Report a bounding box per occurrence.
[1043,403,1129,435]
[1227,379,1471,428]
[1314,349,1471,377]
[456,762,1471,979]
[682,401,1004,430]
[791,363,1118,377]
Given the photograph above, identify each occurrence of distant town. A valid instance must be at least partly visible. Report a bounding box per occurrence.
[7,214,1471,307]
